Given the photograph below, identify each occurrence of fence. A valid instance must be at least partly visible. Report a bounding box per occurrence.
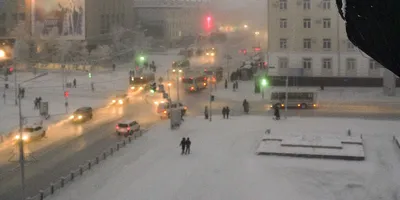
[26,130,145,200]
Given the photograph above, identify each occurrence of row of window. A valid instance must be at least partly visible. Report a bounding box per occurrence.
[279,18,332,29]
[279,0,331,10]
[0,13,25,21]
[279,38,356,51]
[278,57,383,71]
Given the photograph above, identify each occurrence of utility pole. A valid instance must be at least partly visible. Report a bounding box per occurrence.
[17,83,25,200]
[208,75,212,122]
[266,0,271,68]
[284,75,288,116]
[176,70,181,102]
[14,0,20,106]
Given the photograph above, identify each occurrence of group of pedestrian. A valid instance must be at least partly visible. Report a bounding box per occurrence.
[34,97,42,110]
[179,137,191,155]
[222,106,230,119]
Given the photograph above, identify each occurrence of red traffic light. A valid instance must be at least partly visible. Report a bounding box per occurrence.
[64,91,69,98]
[254,47,261,51]
[8,67,13,72]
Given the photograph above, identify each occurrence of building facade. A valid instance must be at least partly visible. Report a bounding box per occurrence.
[267,0,383,77]
[133,0,209,47]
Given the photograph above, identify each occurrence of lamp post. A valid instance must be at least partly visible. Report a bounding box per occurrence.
[16,72,48,200]
[176,69,182,102]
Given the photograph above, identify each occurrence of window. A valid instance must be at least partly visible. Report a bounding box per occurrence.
[278,57,288,68]
[322,58,332,69]
[346,58,356,70]
[279,0,287,10]
[303,58,312,69]
[323,38,331,50]
[323,18,331,28]
[303,0,311,10]
[347,40,355,50]
[303,18,311,28]
[279,38,287,49]
[303,38,311,49]
[322,0,331,10]
[280,18,287,28]
[369,59,383,70]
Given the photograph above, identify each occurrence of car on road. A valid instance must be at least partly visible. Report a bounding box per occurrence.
[156,101,187,119]
[12,124,46,143]
[111,94,129,105]
[69,107,93,123]
[116,120,140,137]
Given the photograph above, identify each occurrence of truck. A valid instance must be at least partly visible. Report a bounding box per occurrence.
[129,72,155,91]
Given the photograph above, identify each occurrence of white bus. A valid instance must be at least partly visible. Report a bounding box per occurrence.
[269,90,319,109]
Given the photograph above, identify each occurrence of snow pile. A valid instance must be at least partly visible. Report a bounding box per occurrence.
[48,116,400,200]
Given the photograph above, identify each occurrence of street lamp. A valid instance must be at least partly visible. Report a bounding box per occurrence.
[177,69,182,102]
[244,24,248,29]
[16,72,48,199]
[0,49,6,58]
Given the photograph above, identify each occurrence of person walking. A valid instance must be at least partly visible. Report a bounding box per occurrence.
[222,107,227,119]
[179,137,186,155]
[226,106,230,119]
[185,137,191,154]
[73,78,77,88]
[204,106,209,119]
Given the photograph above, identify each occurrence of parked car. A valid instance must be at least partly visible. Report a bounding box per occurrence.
[69,107,93,123]
[115,120,140,137]
[12,124,46,143]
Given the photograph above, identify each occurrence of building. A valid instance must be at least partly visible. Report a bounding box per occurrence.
[133,0,209,47]
[0,0,28,37]
[266,0,384,77]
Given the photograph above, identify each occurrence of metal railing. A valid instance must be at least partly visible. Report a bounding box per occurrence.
[26,130,145,200]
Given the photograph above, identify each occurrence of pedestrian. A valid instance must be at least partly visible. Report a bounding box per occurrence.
[112,64,116,71]
[243,99,249,114]
[226,106,230,119]
[235,81,239,89]
[21,88,25,98]
[224,79,228,89]
[204,105,209,119]
[181,109,185,121]
[179,137,186,155]
[232,82,236,92]
[222,107,227,119]
[34,98,38,109]
[274,104,280,120]
[185,137,191,154]
[73,78,77,88]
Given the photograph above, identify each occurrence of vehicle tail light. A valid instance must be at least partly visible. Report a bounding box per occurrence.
[190,87,194,90]
[184,106,187,110]
[116,125,119,129]
[127,127,130,130]
[313,104,317,107]
[203,82,206,86]
[297,104,301,107]
[163,110,167,114]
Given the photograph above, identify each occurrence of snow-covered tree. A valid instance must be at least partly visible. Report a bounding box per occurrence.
[88,45,112,67]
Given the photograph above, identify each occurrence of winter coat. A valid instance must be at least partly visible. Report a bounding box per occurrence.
[185,140,191,147]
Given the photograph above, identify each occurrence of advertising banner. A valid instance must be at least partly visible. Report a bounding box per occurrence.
[32,0,85,40]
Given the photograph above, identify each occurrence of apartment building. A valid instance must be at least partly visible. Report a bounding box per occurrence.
[0,0,27,37]
[266,0,383,77]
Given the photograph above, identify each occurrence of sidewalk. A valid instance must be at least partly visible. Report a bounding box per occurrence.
[212,80,400,104]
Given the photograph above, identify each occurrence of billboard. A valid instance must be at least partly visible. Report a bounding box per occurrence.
[32,0,85,40]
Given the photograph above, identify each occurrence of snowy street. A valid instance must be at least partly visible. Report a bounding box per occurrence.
[47,116,400,200]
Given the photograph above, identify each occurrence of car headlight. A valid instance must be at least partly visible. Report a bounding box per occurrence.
[112,100,116,103]
[206,53,209,56]
[172,69,176,72]
[154,101,159,105]
[118,100,123,104]
[211,53,215,56]
[15,135,20,140]
[78,115,83,119]
[69,115,74,119]
[139,87,143,90]
[22,135,29,141]
[131,86,135,89]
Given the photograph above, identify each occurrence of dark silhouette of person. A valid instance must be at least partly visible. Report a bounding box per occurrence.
[185,137,191,154]
[204,105,209,119]
[179,137,186,155]
[222,107,227,119]
[226,106,230,119]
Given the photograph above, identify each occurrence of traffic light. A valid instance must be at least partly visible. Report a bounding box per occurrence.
[261,78,268,87]
[64,91,69,98]
[140,56,145,61]
[88,72,92,78]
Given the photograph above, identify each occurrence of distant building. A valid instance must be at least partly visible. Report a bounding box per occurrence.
[266,0,383,77]
[133,0,209,47]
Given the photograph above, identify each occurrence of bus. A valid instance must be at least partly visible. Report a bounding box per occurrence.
[203,67,223,83]
[181,74,208,92]
[129,73,155,91]
[269,90,318,109]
